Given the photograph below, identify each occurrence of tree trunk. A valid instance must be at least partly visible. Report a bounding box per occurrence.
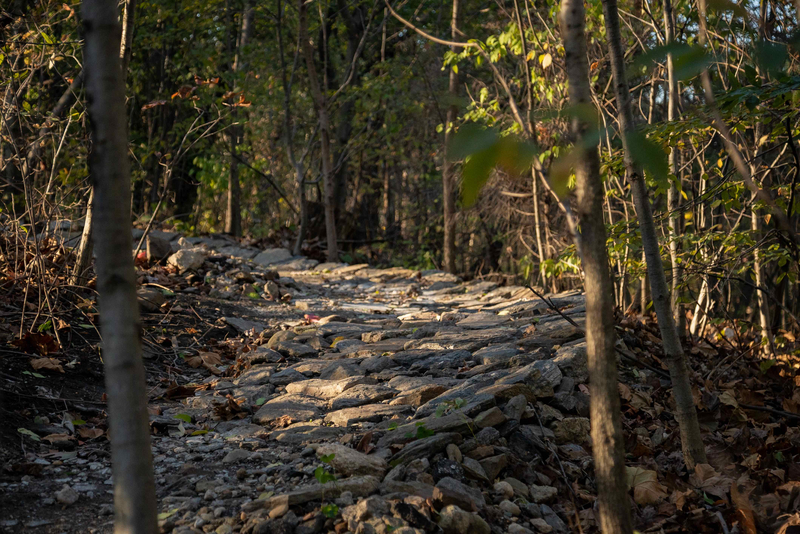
[441,0,459,275]
[601,0,707,469]
[72,0,135,278]
[224,0,252,237]
[82,1,158,532]
[299,0,338,262]
[664,0,684,338]
[70,187,94,286]
[560,1,633,531]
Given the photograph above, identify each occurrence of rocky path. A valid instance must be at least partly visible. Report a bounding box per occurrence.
[3,235,597,534]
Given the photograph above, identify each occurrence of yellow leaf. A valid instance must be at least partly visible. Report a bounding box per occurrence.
[541,53,553,69]
[526,51,535,61]
[717,158,724,168]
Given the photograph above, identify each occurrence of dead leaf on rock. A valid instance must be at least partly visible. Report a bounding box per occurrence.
[30,357,64,373]
[625,466,668,505]
[272,414,295,428]
[212,396,247,421]
[356,431,374,454]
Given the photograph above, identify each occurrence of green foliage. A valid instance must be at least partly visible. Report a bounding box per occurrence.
[405,422,435,440]
[448,126,537,207]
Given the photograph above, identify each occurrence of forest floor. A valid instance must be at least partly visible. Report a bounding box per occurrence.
[1,232,799,534]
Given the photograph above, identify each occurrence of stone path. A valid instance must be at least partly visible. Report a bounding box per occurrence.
[5,235,595,534]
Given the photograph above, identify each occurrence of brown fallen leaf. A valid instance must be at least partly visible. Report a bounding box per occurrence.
[731,481,757,534]
[14,332,60,355]
[30,357,64,373]
[356,431,374,454]
[625,466,668,505]
[77,427,105,440]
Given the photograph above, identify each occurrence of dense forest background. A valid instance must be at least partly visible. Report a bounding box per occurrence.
[4,0,800,347]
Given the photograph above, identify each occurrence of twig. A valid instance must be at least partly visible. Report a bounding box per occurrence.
[740,403,800,421]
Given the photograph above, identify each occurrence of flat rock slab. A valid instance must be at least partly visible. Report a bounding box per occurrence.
[285,376,374,399]
[223,317,268,333]
[318,322,382,337]
[252,394,327,425]
[456,312,511,330]
[269,425,346,444]
[324,404,412,427]
[329,384,397,410]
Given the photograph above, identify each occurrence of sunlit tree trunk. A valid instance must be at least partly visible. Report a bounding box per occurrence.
[82,0,158,532]
[601,0,707,469]
[442,0,459,274]
[299,0,338,262]
[560,1,633,530]
[664,0,684,338]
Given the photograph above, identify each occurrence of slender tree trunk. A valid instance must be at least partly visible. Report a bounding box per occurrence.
[82,1,158,532]
[70,188,95,285]
[601,0,707,469]
[224,1,252,237]
[752,195,774,353]
[72,0,134,280]
[299,0,338,261]
[560,1,633,531]
[442,0,459,274]
[664,0,684,338]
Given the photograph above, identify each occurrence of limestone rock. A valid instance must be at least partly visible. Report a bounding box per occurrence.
[433,477,485,512]
[529,484,558,503]
[553,341,588,382]
[167,248,206,273]
[316,443,387,478]
[253,248,292,266]
[328,384,396,410]
[437,505,490,534]
[552,417,590,444]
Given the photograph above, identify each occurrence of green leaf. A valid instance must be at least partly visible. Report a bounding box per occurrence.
[461,147,498,208]
[37,320,53,333]
[548,150,578,199]
[18,428,41,441]
[705,0,748,18]
[753,41,787,77]
[759,359,777,374]
[631,43,710,81]
[255,397,267,406]
[173,413,192,423]
[190,429,208,436]
[448,124,499,160]
[157,509,179,520]
[321,503,339,518]
[625,130,669,184]
[320,453,335,464]
[71,419,86,426]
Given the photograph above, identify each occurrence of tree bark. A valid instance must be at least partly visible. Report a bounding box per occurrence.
[560,1,633,531]
[442,0,459,274]
[72,0,135,280]
[224,0,252,237]
[664,0,684,338]
[81,0,158,532]
[601,0,707,469]
[299,0,338,262]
